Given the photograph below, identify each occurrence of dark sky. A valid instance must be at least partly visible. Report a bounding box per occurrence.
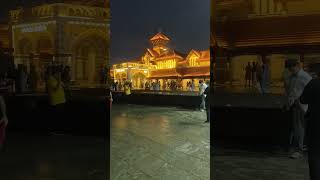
[110,0,210,64]
[0,0,58,20]
[0,0,210,64]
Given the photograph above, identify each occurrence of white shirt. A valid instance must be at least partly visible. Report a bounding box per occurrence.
[287,69,312,112]
[282,69,291,95]
[199,83,208,95]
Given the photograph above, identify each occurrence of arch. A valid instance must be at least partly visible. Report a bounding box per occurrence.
[36,35,54,54]
[72,29,109,47]
[72,30,109,84]
[18,38,33,55]
[132,72,147,89]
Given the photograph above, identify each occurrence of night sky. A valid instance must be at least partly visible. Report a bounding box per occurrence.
[0,0,210,64]
[110,0,210,64]
[0,0,59,20]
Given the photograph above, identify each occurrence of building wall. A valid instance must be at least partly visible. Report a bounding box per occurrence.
[10,3,110,85]
[0,24,9,48]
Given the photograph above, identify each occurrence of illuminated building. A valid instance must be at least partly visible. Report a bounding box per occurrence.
[112,32,210,90]
[0,23,9,49]
[214,0,320,86]
[8,0,110,85]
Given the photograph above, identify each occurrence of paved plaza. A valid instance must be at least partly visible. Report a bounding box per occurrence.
[110,104,210,180]
[0,134,107,180]
[213,147,309,180]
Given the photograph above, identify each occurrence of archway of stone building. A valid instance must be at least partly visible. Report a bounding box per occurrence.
[132,72,146,89]
[17,38,33,70]
[36,36,54,84]
[73,34,108,85]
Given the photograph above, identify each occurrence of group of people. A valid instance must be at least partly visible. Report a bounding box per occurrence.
[0,64,37,93]
[187,80,196,91]
[282,59,320,180]
[145,81,161,91]
[244,61,270,94]
[111,81,132,92]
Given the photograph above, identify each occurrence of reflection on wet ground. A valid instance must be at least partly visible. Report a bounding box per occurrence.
[0,134,106,180]
[110,104,210,180]
[213,147,309,180]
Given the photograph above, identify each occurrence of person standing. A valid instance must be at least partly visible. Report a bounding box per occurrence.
[204,82,210,123]
[256,62,263,91]
[285,59,312,159]
[191,80,195,92]
[104,66,108,85]
[199,80,208,112]
[100,66,106,85]
[47,66,66,134]
[261,62,270,94]
[0,95,8,150]
[124,81,131,96]
[251,62,257,86]
[300,75,320,180]
[62,66,72,101]
[106,85,113,110]
[29,64,38,92]
[282,60,291,95]
[245,62,252,88]
[20,65,28,93]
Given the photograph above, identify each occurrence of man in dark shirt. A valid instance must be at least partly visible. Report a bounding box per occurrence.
[204,84,210,123]
[300,75,320,180]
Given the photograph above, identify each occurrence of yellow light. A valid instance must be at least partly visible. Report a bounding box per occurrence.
[116,69,125,72]
[144,70,148,73]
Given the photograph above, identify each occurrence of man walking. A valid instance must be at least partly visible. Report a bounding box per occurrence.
[204,81,210,123]
[285,59,312,159]
[300,73,320,180]
[199,80,208,112]
[47,66,66,134]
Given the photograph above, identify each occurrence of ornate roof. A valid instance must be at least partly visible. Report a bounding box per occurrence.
[150,32,170,41]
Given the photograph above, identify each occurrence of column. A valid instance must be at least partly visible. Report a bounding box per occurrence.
[269,0,275,14]
[253,0,261,15]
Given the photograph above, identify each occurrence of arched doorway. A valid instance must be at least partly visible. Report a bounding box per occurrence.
[73,34,108,85]
[17,38,33,68]
[132,72,146,89]
[36,36,54,83]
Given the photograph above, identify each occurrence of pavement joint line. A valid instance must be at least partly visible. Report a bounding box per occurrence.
[111,128,209,162]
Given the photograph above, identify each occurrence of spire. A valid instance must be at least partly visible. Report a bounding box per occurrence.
[150,32,170,41]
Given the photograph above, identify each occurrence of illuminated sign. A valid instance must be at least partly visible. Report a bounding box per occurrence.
[21,25,47,33]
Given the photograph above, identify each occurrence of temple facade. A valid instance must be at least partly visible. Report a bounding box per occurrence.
[0,23,9,49]
[112,32,210,90]
[9,0,110,86]
[213,0,320,86]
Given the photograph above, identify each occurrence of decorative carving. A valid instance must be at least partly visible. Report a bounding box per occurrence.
[11,3,110,22]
